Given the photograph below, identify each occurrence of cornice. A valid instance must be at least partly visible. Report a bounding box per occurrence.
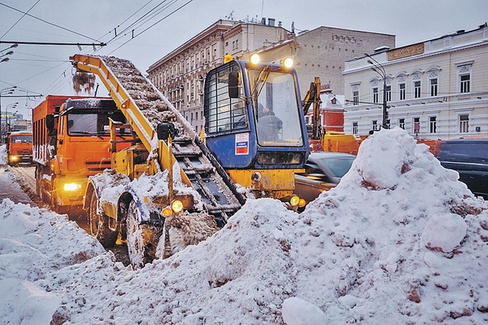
[147,20,237,72]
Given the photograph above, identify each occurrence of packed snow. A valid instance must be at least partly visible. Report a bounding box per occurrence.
[1,128,487,324]
[0,145,6,164]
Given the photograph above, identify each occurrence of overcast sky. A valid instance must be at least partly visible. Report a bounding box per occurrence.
[0,0,487,119]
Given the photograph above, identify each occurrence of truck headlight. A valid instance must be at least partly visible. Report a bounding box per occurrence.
[63,182,82,192]
[161,200,184,218]
[250,53,260,65]
[289,195,300,207]
[282,57,293,69]
[9,155,19,162]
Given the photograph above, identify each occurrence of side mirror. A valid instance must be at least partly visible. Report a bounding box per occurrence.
[228,71,239,98]
[46,114,55,130]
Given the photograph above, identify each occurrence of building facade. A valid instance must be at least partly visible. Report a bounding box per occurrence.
[293,26,395,97]
[147,19,396,134]
[343,23,488,139]
[147,18,291,134]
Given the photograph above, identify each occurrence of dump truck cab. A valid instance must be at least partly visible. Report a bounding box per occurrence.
[33,97,129,213]
[204,59,310,199]
[6,131,33,166]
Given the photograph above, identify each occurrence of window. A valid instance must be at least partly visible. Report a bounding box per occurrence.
[351,83,360,105]
[352,122,358,134]
[204,63,248,133]
[398,118,405,130]
[399,83,406,100]
[427,67,440,97]
[373,87,379,103]
[429,116,437,134]
[414,81,421,98]
[372,120,378,131]
[249,69,304,147]
[385,85,391,101]
[430,78,438,96]
[413,117,420,134]
[66,109,128,136]
[352,90,359,105]
[460,74,470,93]
[459,114,469,133]
[456,61,472,94]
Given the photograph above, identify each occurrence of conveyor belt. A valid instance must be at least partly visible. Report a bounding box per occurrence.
[72,54,244,222]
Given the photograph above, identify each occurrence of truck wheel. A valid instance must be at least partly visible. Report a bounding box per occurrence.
[88,191,118,247]
[126,200,162,268]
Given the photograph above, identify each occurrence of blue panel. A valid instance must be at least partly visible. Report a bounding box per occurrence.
[206,132,257,168]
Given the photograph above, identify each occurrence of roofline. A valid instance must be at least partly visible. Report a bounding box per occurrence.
[345,22,488,65]
[147,19,291,72]
[426,22,487,43]
[297,25,396,38]
[147,19,237,72]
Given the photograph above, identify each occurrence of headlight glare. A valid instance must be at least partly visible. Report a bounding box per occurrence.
[171,200,184,213]
[162,206,173,218]
[283,57,293,68]
[250,53,260,64]
[63,182,82,192]
[290,195,300,207]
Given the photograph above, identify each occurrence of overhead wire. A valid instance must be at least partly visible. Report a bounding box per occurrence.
[103,0,178,46]
[0,1,102,42]
[42,0,186,93]
[44,67,73,95]
[3,0,196,98]
[108,0,194,54]
[15,62,66,85]
[0,0,41,39]
[96,0,155,41]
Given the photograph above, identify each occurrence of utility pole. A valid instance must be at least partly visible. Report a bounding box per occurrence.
[0,86,17,143]
[365,53,389,129]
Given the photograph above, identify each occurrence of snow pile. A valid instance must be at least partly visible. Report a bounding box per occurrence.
[0,144,6,164]
[0,128,487,324]
[293,127,488,323]
[0,199,106,324]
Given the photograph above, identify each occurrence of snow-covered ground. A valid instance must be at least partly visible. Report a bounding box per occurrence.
[1,128,487,324]
[0,144,6,164]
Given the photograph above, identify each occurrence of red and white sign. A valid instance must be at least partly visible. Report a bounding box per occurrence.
[235,133,249,155]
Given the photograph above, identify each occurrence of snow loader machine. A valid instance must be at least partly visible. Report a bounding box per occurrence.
[69,54,309,266]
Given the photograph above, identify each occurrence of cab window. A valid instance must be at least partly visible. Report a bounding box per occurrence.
[11,135,32,143]
[205,62,248,133]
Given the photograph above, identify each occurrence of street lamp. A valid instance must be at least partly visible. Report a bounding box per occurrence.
[364,53,389,129]
[6,103,18,133]
[0,43,18,52]
[0,86,17,143]
[0,49,14,63]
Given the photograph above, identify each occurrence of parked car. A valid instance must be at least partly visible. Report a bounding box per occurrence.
[437,138,488,199]
[294,152,356,204]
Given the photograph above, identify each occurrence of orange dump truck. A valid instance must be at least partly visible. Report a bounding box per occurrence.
[6,131,33,165]
[32,95,130,213]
